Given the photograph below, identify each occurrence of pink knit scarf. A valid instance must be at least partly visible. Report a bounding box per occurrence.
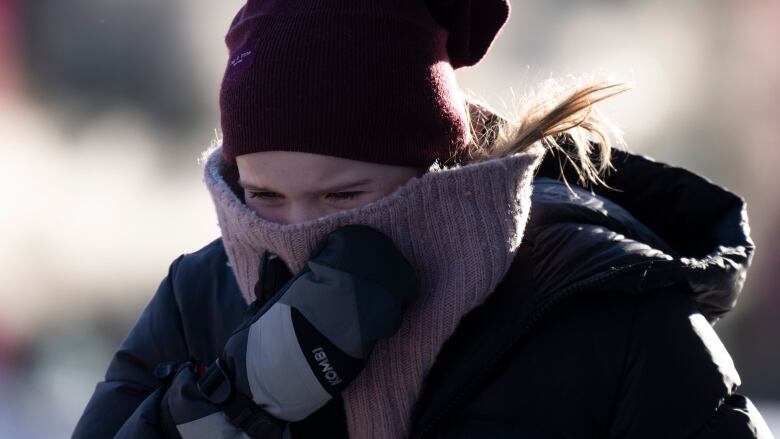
[202,144,544,438]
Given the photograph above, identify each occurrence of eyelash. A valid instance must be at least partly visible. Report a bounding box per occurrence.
[247,191,362,201]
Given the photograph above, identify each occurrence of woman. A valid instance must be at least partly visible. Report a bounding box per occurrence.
[73,0,772,438]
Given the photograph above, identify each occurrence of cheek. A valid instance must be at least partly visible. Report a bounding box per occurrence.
[244,197,283,222]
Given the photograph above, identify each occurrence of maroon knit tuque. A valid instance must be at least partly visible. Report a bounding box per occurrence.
[219,0,510,168]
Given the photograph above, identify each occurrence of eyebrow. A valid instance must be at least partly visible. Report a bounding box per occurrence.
[237,178,373,193]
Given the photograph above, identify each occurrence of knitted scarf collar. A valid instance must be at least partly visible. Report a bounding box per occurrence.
[202,144,544,438]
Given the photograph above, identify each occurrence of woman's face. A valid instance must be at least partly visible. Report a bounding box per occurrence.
[236,151,427,224]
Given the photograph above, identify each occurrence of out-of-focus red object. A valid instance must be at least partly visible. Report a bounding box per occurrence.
[0,0,20,95]
[0,323,24,373]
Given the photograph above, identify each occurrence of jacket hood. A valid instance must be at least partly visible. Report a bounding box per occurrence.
[533,144,755,321]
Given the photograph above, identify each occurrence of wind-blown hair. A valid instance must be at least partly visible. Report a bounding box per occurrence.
[462,80,629,188]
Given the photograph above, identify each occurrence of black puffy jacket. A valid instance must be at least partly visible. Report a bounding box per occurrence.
[73,148,772,438]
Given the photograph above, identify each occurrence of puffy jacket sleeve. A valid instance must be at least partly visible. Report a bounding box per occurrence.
[606,290,773,438]
[72,255,190,438]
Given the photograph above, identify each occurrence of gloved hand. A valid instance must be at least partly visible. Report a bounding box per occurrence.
[163,224,418,437]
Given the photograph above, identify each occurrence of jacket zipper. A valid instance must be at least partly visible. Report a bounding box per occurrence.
[411,262,652,439]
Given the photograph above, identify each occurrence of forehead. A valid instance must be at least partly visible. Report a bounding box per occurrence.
[236,151,375,191]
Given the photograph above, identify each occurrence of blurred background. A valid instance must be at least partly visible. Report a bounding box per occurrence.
[1,0,778,436]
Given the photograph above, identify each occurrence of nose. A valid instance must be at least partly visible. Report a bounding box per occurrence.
[283,203,330,225]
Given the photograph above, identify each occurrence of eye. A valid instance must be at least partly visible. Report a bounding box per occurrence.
[326,191,362,201]
[247,191,281,200]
